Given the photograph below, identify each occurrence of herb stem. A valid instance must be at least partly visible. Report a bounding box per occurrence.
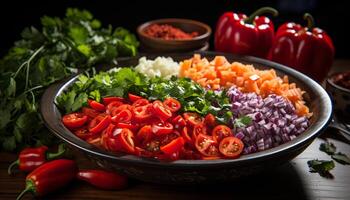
[24,46,45,90]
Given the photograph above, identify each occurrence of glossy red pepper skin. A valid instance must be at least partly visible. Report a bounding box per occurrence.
[215,7,278,58]
[77,170,128,190]
[18,146,48,172]
[268,14,334,82]
[8,144,66,175]
[16,159,77,200]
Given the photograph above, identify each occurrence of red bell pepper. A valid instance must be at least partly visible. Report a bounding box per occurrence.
[77,169,128,190]
[7,144,66,175]
[214,7,278,58]
[268,13,335,82]
[16,159,77,200]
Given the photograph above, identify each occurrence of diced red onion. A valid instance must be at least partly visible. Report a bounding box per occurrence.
[227,87,310,154]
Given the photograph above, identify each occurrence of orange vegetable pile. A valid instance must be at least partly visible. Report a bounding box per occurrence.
[179,54,311,117]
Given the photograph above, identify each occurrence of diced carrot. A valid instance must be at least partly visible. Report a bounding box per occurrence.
[179,54,311,117]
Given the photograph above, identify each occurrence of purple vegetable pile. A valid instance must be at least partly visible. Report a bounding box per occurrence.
[227,87,309,154]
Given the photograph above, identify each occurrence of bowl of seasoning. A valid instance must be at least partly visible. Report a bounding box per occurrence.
[326,71,350,123]
[137,18,211,52]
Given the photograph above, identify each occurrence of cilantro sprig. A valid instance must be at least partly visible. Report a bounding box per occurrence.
[0,8,138,151]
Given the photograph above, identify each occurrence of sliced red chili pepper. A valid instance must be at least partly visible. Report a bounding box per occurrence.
[88,99,106,112]
[172,115,187,130]
[111,109,132,124]
[136,125,153,145]
[89,115,111,135]
[116,122,139,132]
[183,112,203,127]
[101,124,122,152]
[160,137,184,156]
[132,104,153,122]
[111,104,132,116]
[180,147,202,160]
[145,140,161,152]
[195,134,220,157]
[181,127,192,144]
[82,107,100,119]
[62,113,88,129]
[103,96,125,105]
[192,123,207,139]
[163,97,181,113]
[128,93,143,103]
[116,128,135,154]
[132,99,149,107]
[151,121,173,136]
[219,136,244,158]
[152,100,172,121]
[74,127,90,140]
[212,125,233,143]
[204,113,217,128]
[86,137,102,146]
[134,147,154,158]
[106,101,124,114]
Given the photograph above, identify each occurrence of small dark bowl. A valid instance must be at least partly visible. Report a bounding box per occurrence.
[137,18,211,53]
[326,72,350,123]
[41,52,332,184]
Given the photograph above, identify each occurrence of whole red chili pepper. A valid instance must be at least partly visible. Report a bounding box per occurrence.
[8,144,66,175]
[77,169,128,190]
[214,7,278,58]
[16,159,77,200]
[268,13,335,82]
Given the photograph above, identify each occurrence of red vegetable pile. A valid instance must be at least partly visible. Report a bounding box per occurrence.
[62,94,244,160]
[144,24,199,40]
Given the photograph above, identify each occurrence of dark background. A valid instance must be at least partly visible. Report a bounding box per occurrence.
[0,0,348,58]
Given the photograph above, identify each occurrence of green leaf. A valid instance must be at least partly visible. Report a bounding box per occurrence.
[16,112,37,132]
[71,93,88,112]
[2,136,16,151]
[234,116,252,128]
[13,126,23,143]
[0,109,11,129]
[68,26,89,44]
[307,159,335,179]
[89,90,101,102]
[332,153,350,165]
[6,77,16,96]
[77,44,91,57]
[319,141,337,155]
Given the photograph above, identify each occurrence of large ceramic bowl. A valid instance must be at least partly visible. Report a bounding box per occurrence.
[41,52,332,184]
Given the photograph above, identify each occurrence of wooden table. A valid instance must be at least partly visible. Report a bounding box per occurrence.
[1,60,350,200]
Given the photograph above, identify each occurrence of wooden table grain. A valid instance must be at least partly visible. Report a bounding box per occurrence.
[0,60,350,200]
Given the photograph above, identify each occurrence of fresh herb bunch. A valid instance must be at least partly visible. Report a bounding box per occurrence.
[57,68,233,124]
[0,8,139,151]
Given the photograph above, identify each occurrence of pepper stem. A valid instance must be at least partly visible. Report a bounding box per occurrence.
[16,187,31,200]
[303,13,315,30]
[7,159,19,175]
[46,143,66,161]
[244,7,279,24]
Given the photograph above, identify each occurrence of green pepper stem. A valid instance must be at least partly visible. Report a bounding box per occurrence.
[16,187,32,200]
[46,143,66,161]
[7,159,19,175]
[303,13,315,30]
[244,7,279,24]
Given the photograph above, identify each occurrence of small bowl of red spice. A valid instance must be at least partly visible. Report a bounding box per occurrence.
[137,18,211,52]
[326,71,350,123]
